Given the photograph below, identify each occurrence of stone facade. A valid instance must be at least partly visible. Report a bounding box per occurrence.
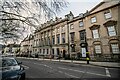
[33,17,69,58]
[20,34,34,56]
[85,1,120,61]
[67,1,120,61]
[3,44,20,55]
[22,1,120,61]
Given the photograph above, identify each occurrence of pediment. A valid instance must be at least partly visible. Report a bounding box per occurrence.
[89,24,100,30]
[103,20,117,27]
[89,1,119,14]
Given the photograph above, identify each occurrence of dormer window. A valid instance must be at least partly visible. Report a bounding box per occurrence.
[65,11,74,20]
[69,15,73,20]
[91,16,97,23]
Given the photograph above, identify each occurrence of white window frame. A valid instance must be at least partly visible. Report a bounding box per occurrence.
[92,29,99,39]
[79,30,85,41]
[91,17,97,23]
[95,45,102,54]
[104,12,112,19]
[107,26,116,36]
[79,21,84,27]
[111,44,120,54]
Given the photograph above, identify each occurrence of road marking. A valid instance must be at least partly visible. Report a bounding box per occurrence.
[59,67,85,73]
[44,64,52,69]
[58,70,79,78]
[34,63,52,69]
[33,63,79,78]
[22,65,29,69]
[81,64,104,68]
[64,72,79,78]
[58,67,108,77]
[105,68,111,77]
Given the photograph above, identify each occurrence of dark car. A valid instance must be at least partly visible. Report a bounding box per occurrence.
[0,57,25,80]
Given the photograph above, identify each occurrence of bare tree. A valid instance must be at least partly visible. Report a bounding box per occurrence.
[0,0,68,43]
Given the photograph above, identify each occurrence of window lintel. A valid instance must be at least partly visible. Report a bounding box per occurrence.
[103,20,117,27]
[89,24,100,30]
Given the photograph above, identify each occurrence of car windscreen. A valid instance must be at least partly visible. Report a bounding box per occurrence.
[2,58,18,67]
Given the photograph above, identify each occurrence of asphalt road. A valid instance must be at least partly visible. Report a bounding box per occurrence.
[16,58,120,79]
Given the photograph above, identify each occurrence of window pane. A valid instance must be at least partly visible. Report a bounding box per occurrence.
[70,33,75,42]
[105,12,111,19]
[79,21,84,27]
[52,36,55,44]
[91,17,96,23]
[111,44,120,54]
[95,45,101,54]
[79,30,85,40]
[48,37,50,45]
[92,29,99,38]
[62,34,65,43]
[57,35,60,44]
[107,26,116,36]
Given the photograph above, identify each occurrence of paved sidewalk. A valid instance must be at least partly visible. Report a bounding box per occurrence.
[18,57,120,68]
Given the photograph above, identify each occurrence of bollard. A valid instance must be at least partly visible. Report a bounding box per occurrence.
[86,57,90,64]
[86,52,90,64]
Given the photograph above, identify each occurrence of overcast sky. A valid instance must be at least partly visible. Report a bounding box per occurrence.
[57,0,103,18]
[0,0,103,44]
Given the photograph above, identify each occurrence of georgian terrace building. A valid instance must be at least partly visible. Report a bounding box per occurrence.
[33,1,120,61]
[86,1,120,61]
[20,34,34,56]
[33,17,69,58]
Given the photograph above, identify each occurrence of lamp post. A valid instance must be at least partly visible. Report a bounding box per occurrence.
[80,32,90,64]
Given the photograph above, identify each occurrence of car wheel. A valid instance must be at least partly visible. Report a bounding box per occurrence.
[20,73,25,80]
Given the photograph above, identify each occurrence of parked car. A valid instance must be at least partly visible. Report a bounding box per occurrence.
[0,57,25,80]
